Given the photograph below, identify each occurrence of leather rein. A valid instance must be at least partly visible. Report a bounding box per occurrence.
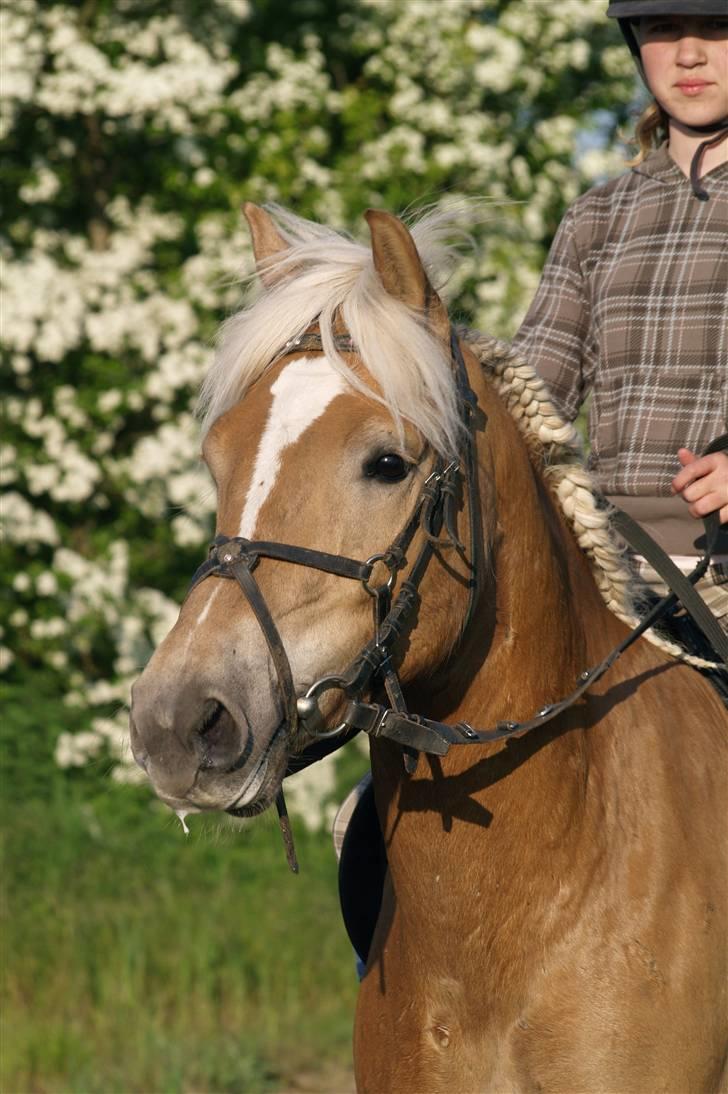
[187,330,726,869]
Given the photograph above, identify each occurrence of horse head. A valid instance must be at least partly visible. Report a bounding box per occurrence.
[129,205,482,821]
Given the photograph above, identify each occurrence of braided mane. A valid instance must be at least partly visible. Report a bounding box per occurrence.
[462,329,711,668]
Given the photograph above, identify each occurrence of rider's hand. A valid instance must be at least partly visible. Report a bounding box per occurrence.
[671,448,728,525]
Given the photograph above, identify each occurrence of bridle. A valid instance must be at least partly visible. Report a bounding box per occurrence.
[186,329,727,869]
[185,328,481,866]
[187,330,483,766]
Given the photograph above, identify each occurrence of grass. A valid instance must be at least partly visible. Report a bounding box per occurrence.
[1,684,362,1094]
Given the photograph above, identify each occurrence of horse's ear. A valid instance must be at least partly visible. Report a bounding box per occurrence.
[364,210,450,342]
[243,202,290,287]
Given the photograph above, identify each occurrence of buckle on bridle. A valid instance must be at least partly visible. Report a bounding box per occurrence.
[372,707,396,738]
[211,537,259,573]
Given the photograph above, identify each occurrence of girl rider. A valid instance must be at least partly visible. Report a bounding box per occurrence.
[513,0,728,656]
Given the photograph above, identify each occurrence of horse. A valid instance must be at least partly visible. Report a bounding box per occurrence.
[129,203,727,1093]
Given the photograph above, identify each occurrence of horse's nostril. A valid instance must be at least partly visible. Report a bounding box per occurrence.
[199,699,225,739]
[195,700,243,770]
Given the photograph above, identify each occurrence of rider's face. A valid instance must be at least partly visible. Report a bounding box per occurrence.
[635,15,728,128]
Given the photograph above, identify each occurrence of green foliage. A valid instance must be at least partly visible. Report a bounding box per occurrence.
[2,682,360,1091]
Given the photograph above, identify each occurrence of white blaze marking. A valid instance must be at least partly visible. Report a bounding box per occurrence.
[184,581,221,652]
[195,584,220,628]
[238,356,345,538]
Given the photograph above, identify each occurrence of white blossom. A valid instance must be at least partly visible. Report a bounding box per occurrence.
[30,617,68,640]
[3,492,60,545]
[36,572,59,596]
[20,164,61,204]
[283,750,340,832]
[172,514,209,548]
[55,730,104,768]
[3,0,634,785]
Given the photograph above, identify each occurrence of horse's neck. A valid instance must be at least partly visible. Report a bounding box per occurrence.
[425,388,611,740]
[480,441,601,718]
[372,391,628,936]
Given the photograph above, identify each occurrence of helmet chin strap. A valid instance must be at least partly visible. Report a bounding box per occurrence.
[685,118,728,134]
[670,114,728,202]
[689,126,728,201]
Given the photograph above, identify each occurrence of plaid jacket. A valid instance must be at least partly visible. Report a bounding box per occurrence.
[513,143,728,556]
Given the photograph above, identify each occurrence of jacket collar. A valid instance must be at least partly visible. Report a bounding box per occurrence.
[632,140,728,193]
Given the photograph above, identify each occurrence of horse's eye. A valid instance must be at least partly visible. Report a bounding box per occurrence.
[365,453,410,483]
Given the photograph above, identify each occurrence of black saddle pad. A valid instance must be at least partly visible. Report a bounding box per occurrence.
[655,603,728,707]
[337,778,388,964]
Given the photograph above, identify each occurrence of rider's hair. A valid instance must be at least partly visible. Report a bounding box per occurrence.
[627,99,670,164]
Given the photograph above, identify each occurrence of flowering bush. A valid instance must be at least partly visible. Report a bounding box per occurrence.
[2,0,639,813]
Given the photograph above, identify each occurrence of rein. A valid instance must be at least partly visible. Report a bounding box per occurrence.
[338,443,727,760]
[187,330,726,868]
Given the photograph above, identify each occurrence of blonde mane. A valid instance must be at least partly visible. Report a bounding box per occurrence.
[200,205,465,456]
[201,205,711,668]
